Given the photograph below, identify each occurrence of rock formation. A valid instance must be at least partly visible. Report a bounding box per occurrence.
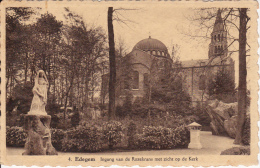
[207,99,238,137]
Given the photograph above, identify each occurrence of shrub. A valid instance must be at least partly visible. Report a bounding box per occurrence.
[172,125,190,148]
[192,104,211,127]
[127,121,137,148]
[61,124,102,152]
[242,115,250,145]
[220,146,250,155]
[102,121,124,149]
[6,126,27,147]
[133,125,190,150]
[51,129,66,151]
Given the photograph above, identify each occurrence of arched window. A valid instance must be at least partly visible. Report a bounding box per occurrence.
[143,73,149,89]
[218,34,220,41]
[214,35,216,41]
[218,46,221,53]
[221,34,224,41]
[220,46,223,53]
[215,46,217,53]
[133,71,139,89]
[162,51,164,56]
[199,75,206,90]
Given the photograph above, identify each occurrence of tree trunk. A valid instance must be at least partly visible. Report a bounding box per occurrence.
[234,8,247,145]
[108,7,116,120]
[24,51,28,86]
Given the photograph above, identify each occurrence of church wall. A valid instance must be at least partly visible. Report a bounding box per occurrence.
[130,63,150,98]
[181,63,235,106]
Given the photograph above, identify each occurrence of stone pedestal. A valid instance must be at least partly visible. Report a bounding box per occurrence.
[188,130,202,149]
[187,122,202,149]
[23,114,58,155]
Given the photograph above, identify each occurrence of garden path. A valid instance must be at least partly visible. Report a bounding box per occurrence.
[6,131,240,155]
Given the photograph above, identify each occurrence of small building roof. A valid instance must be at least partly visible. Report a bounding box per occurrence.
[188,122,202,127]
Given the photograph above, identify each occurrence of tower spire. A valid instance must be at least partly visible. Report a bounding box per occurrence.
[215,9,223,24]
[208,9,228,59]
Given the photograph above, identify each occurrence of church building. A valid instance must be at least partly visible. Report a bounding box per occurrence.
[101,9,235,106]
[180,9,235,105]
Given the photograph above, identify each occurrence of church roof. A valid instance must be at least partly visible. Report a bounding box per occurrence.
[133,36,168,53]
[181,59,209,68]
[181,56,232,68]
[126,50,154,69]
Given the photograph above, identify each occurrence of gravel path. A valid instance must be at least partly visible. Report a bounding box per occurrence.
[6,131,240,156]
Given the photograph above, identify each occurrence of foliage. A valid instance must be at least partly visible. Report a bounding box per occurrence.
[242,115,250,145]
[51,129,66,151]
[6,126,27,147]
[11,82,33,115]
[172,125,190,148]
[6,8,108,123]
[220,146,250,155]
[116,92,133,118]
[101,121,124,148]
[192,103,211,126]
[6,126,67,150]
[132,125,189,150]
[6,8,35,91]
[127,121,137,148]
[62,125,102,152]
[208,70,236,102]
[7,117,190,152]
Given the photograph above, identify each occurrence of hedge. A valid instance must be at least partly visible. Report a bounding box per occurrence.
[6,126,27,147]
[51,129,66,151]
[61,125,102,152]
[6,122,189,152]
[101,121,124,148]
[132,125,190,150]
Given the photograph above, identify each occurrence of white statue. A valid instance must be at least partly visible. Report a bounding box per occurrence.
[28,70,49,115]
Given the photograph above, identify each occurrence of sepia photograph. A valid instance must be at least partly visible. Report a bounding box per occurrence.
[1,1,258,166]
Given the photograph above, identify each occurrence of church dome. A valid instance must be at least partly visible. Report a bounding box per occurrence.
[133,36,169,57]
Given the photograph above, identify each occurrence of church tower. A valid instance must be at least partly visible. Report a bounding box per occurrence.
[208,9,228,59]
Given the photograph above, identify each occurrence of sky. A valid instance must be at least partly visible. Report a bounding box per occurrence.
[46,4,214,60]
[32,3,246,85]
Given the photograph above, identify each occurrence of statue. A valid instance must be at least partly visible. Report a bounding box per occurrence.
[23,70,57,155]
[28,70,48,115]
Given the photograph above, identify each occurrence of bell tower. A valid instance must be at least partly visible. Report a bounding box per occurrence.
[208,9,228,59]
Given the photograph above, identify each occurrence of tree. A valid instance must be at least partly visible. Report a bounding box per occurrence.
[6,7,35,97]
[208,69,236,102]
[32,13,63,92]
[107,7,116,120]
[59,8,107,124]
[234,8,248,144]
